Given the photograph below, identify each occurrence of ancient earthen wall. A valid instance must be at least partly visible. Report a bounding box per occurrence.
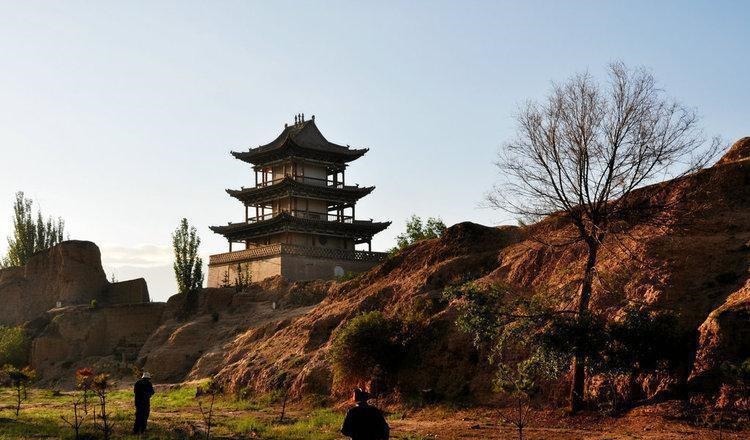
[103,278,150,304]
[30,303,166,378]
[0,241,151,326]
[0,241,108,326]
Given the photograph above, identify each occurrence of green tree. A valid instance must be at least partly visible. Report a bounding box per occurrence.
[2,192,65,267]
[0,326,29,368]
[393,215,446,252]
[172,218,204,294]
[449,283,688,416]
[448,283,569,438]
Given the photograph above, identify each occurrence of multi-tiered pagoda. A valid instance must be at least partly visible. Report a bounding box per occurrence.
[208,114,390,285]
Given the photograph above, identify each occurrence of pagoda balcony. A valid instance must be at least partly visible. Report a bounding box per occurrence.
[247,209,356,224]
[254,174,354,189]
[208,243,388,266]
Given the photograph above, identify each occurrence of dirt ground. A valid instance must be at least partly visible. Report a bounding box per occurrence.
[387,405,748,439]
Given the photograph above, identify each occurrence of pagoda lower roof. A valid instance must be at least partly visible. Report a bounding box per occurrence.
[210,213,391,242]
[227,178,375,204]
[231,120,367,165]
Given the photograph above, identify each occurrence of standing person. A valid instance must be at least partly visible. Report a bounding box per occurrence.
[341,388,390,440]
[133,372,155,435]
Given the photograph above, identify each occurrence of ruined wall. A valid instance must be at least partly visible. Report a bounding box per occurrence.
[0,241,108,326]
[30,303,167,378]
[0,241,151,326]
[104,278,150,304]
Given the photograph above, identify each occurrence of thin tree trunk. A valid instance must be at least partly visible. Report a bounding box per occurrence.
[570,240,599,413]
[15,385,21,417]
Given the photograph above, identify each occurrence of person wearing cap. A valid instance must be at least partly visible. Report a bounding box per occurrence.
[341,388,390,440]
[133,372,155,435]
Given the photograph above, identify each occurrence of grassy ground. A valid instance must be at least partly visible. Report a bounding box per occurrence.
[0,385,746,439]
[0,384,351,440]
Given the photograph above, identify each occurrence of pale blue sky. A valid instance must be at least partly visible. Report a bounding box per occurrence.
[0,1,747,301]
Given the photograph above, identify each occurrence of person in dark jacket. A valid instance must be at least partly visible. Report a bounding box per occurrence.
[341,388,389,440]
[133,372,155,435]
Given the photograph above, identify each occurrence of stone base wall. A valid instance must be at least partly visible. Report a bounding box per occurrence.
[207,245,387,286]
[207,256,282,287]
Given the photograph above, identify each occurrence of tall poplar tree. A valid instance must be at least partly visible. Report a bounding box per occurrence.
[2,192,65,268]
[172,218,204,294]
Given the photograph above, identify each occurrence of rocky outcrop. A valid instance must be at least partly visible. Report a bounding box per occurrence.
[135,285,322,383]
[30,303,166,380]
[0,241,151,326]
[716,137,750,165]
[691,280,750,388]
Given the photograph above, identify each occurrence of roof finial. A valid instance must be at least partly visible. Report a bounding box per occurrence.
[294,114,297,124]
[312,114,315,121]
[302,113,305,122]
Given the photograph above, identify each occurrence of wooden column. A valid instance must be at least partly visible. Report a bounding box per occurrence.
[245,204,249,222]
[229,241,233,252]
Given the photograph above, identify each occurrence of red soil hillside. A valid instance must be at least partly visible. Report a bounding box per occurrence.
[209,137,750,406]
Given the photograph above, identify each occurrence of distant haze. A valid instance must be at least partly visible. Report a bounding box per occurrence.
[0,1,747,301]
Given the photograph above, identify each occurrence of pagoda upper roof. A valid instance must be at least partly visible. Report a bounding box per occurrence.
[231,119,368,165]
[210,213,390,243]
[227,177,375,205]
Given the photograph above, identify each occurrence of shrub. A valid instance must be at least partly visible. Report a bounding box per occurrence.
[330,312,404,390]
[336,271,361,282]
[604,307,684,373]
[0,326,29,367]
[391,215,446,253]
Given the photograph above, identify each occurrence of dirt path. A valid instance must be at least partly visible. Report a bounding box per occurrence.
[385,407,747,439]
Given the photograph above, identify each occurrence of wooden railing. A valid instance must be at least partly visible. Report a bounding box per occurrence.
[247,210,354,224]
[256,175,349,189]
[209,243,387,265]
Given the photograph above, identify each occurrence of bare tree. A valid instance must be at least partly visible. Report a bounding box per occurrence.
[487,62,721,412]
[61,399,86,440]
[197,380,221,439]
